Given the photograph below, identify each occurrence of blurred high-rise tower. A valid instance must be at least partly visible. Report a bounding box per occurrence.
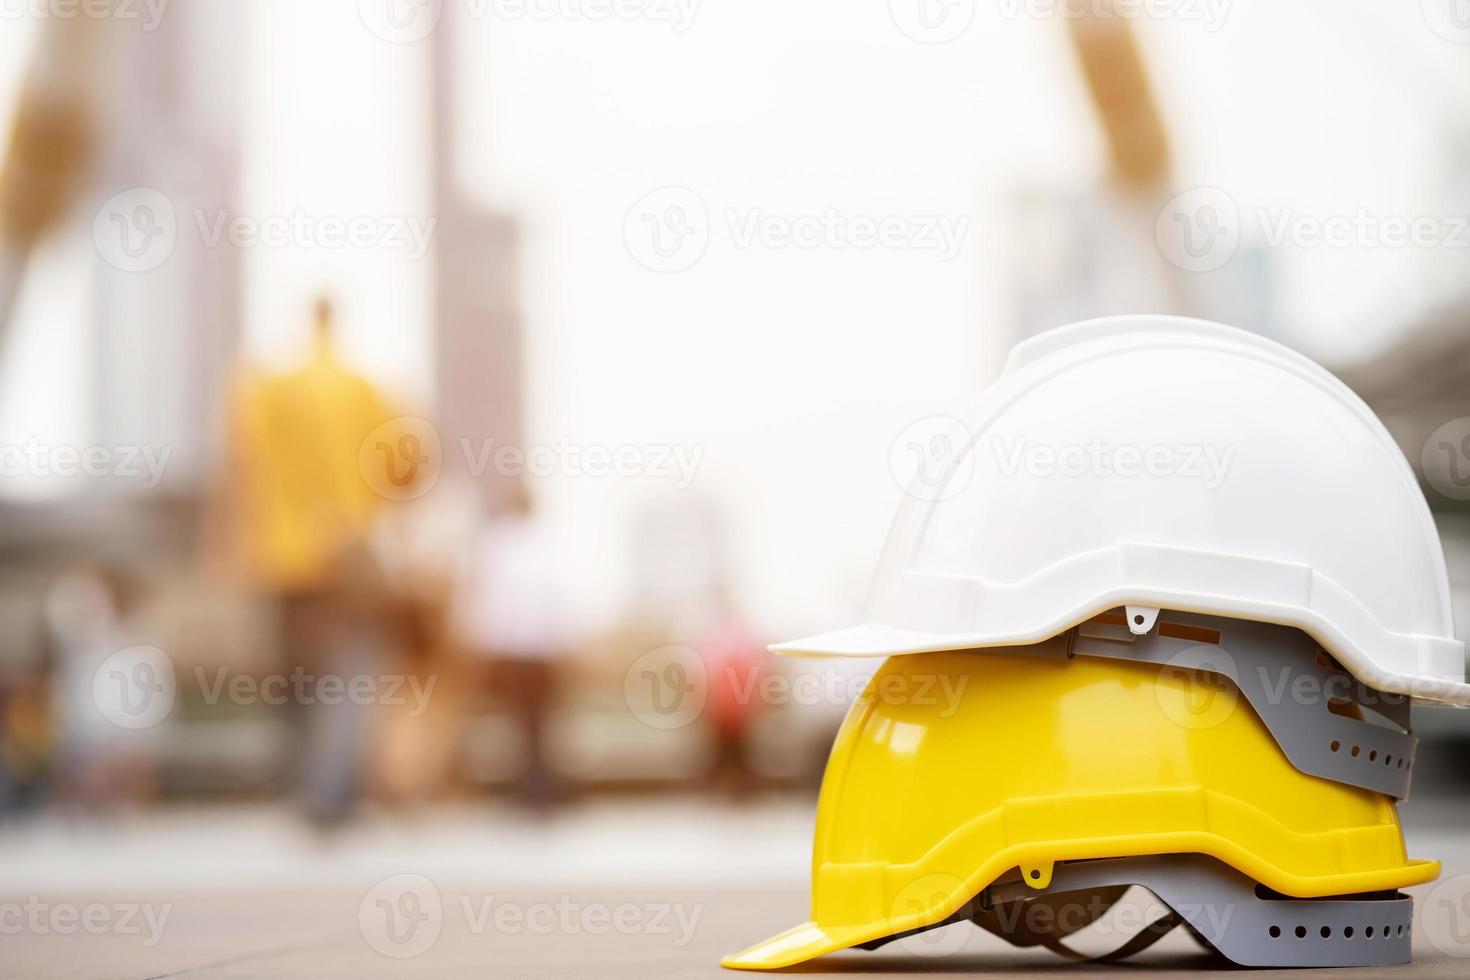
[432,15,524,512]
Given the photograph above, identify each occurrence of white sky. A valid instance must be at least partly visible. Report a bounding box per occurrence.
[1,0,1468,636]
[446,0,1470,635]
[238,0,435,401]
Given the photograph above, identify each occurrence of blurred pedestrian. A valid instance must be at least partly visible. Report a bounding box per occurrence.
[209,296,399,828]
[43,564,160,811]
[369,475,479,804]
[0,668,50,817]
[454,482,571,811]
[698,593,769,799]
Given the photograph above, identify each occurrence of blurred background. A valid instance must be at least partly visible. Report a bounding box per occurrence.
[1,0,1469,973]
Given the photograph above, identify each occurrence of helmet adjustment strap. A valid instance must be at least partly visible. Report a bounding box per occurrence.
[976,854,1413,969]
[1046,608,1417,798]
[971,883,1181,962]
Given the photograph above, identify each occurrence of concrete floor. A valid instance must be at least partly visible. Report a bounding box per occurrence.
[2,798,1469,978]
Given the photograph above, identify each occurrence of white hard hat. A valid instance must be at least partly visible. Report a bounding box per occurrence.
[776,315,1470,706]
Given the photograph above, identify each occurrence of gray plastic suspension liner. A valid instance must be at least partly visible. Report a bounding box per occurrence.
[977,854,1413,968]
[1019,608,1417,798]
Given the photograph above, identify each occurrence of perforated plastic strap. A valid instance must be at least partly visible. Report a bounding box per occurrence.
[977,855,1413,969]
[1042,609,1417,798]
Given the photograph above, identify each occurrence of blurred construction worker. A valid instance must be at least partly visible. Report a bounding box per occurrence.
[210,296,399,827]
[0,668,51,817]
[42,564,159,811]
[370,474,480,804]
[454,481,571,810]
[698,593,769,798]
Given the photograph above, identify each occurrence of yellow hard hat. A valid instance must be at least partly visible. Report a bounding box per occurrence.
[722,648,1437,970]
